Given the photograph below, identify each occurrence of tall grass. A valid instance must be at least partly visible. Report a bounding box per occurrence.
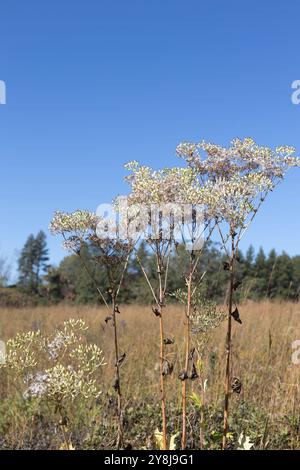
[1,300,299,425]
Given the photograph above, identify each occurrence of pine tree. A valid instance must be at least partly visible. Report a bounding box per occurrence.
[33,231,49,288]
[254,247,268,298]
[18,234,36,292]
[292,255,300,299]
[44,266,65,302]
[266,249,277,298]
[18,231,49,293]
[272,252,295,299]
[245,245,255,274]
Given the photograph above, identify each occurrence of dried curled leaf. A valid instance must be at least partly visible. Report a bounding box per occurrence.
[231,307,242,324]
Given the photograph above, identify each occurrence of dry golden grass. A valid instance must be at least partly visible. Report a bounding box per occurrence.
[1,301,299,418]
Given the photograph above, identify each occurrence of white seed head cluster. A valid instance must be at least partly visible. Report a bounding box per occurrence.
[50,210,101,252]
[171,287,226,354]
[172,288,225,335]
[50,207,134,261]
[1,319,106,402]
[176,138,300,181]
[175,137,300,228]
[124,162,223,223]
[50,210,99,234]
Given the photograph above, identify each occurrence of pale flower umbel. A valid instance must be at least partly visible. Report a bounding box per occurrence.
[176,137,300,230]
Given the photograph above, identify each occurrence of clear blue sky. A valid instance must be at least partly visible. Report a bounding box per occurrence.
[1,0,300,280]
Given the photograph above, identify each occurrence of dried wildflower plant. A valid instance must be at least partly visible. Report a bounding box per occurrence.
[50,209,135,449]
[125,163,186,450]
[125,161,222,450]
[46,136,299,451]
[1,319,105,450]
[172,285,226,448]
[178,137,300,448]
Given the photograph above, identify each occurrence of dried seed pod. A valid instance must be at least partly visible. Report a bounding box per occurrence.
[113,377,119,391]
[162,359,174,376]
[116,352,126,366]
[223,261,230,271]
[231,377,242,394]
[104,316,112,324]
[178,370,188,381]
[189,362,199,380]
[163,338,175,345]
[231,307,242,324]
[152,305,161,317]
[233,280,242,291]
[188,347,196,360]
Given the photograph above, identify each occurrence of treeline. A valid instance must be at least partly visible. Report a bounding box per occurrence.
[1,231,298,307]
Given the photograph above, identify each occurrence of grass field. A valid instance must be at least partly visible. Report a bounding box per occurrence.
[0,301,300,449]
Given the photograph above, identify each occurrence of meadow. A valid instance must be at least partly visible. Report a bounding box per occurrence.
[1,138,299,451]
[1,300,300,450]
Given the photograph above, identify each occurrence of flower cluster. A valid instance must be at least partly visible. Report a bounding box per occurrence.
[24,362,103,401]
[50,208,133,266]
[1,319,106,402]
[125,163,204,205]
[200,172,273,228]
[172,288,225,334]
[50,210,99,234]
[124,162,224,245]
[2,331,43,373]
[176,138,300,181]
[171,287,226,353]
[176,138,300,230]
[47,318,88,361]
[50,210,100,252]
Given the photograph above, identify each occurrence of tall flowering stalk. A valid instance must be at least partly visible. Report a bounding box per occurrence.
[50,210,134,449]
[125,161,219,449]
[177,137,300,449]
[172,287,226,448]
[175,145,222,449]
[178,225,217,450]
[124,163,184,449]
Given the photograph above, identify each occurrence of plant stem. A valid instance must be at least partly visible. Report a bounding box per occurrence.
[181,255,193,450]
[222,231,235,450]
[157,257,167,451]
[199,376,205,450]
[112,293,124,449]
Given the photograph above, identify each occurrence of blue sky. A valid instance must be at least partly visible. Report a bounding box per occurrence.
[1,0,300,279]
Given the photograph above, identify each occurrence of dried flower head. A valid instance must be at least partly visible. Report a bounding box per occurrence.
[176,137,300,181]
[171,287,226,353]
[177,138,300,230]
[1,319,106,402]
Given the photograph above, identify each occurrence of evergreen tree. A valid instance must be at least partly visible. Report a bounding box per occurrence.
[245,245,255,274]
[34,231,49,288]
[272,252,295,299]
[266,249,277,298]
[18,231,49,293]
[292,255,300,299]
[253,247,268,299]
[18,234,36,292]
[44,266,65,303]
